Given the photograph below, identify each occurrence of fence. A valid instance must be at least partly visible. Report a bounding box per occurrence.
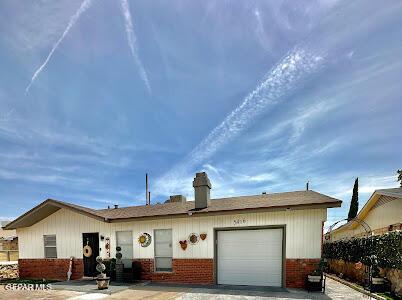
[0,250,19,262]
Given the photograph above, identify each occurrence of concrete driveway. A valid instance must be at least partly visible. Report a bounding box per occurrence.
[0,278,367,300]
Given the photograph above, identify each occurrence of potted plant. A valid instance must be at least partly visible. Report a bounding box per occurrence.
[370,255,385,291]
[306,258,326,292]
[104,258,116,281]
[95,256,110,290]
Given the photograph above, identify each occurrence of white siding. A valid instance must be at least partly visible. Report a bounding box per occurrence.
[17,207,326,259]
[331,197,402,241]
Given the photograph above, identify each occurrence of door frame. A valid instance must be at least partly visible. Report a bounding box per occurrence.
[82,232,100,277]
[214,225,286,287]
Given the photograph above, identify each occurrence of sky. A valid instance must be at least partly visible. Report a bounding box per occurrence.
[0,0,401,228]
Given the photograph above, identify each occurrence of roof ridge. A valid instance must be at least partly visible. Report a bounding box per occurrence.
[96,190,315,211]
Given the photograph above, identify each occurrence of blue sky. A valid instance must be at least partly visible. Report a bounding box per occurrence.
[0,0,401,228]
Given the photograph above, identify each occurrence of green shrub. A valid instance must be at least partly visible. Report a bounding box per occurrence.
[323,231,402,269]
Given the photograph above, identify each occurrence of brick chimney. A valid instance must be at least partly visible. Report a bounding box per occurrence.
[193,172,211,209]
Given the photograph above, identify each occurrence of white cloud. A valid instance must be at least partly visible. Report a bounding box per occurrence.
[333,175,398,198]
[25,0,93,93]
[120,0,151,94]
[155,46,326,196]
[0,109,14,122]
[0,169,92,186]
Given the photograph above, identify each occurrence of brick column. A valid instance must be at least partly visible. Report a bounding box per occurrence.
[285,258,320,288]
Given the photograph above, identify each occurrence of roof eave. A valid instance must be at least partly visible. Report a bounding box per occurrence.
[4,199,105,230]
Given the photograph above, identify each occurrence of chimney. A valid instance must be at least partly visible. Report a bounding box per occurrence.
[193,172,211,209]
[114,204,119,209]
[169,195,187,203]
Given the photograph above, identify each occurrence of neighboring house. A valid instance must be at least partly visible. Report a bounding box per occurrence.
[327,187,402,242]
[0,221,17,251]
[4,172,341,288]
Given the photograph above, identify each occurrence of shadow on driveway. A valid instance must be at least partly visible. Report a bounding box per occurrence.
[127,282,332,299]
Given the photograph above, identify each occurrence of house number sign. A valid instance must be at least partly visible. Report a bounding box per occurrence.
[233,219,247,226]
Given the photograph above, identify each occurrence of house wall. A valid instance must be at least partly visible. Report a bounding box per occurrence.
[331,196,402,241]
[1,238,18,251]
[0,225,16,241]
[17,207,326,287]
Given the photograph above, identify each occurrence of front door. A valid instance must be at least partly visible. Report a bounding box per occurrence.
[82,232,99,277]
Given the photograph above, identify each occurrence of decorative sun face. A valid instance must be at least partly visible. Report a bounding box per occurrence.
[138,235,146,244]
[138,233,152,247]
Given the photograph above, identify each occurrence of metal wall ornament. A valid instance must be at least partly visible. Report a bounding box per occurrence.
[138,233,152,247]
[188,233,199,245]
[200,233,207,241]
[179,240,188,250]
[105,237,110,258]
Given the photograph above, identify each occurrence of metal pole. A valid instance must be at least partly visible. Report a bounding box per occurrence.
[146,173,149,205]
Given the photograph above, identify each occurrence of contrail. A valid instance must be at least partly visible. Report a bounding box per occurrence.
[25,0,93,93]
[155,46,326,195]
[120,0,151,94]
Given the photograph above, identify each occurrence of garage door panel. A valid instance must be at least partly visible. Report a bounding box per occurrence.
[217,228,283,287]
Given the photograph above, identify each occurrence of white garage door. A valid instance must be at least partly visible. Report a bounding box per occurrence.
[217,228,283,286]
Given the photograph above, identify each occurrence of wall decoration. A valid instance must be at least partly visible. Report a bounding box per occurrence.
[83,240,93,257]
[179,240,188,250]
[105,237,110,258]
[188,233,199,245]
[200,233,207,241]
[138,233,152,247]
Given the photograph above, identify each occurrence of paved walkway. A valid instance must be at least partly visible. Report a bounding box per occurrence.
[0,278,370,300]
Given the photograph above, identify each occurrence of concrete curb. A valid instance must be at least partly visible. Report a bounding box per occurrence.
[326,273,386,300]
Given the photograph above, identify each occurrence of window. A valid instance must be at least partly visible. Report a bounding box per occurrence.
[116,231,133,268]
[44,235,57,258]
[154,229,172,272]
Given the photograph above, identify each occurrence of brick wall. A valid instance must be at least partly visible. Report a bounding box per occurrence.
[285,258,320,288]
[19,259,84,280]
[134,258,214,284]
[18,257,319,288]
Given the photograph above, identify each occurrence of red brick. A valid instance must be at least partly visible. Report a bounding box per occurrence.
[134,259,214,284]
[19,259,84,281]
[285,258,320,288]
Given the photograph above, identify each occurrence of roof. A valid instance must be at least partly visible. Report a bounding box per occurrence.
[3,190,342,230]
[374,187,402,198]
[0,235,17,241]
[330,187,402,234]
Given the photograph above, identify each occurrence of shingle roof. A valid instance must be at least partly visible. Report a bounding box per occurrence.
[375,187,402,198]
[95,190,341,220]
[4,190,341,229]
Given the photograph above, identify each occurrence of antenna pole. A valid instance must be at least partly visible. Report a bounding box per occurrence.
[146,173,149,205]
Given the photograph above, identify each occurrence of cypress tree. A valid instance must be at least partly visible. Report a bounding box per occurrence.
[348,178,359,220]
